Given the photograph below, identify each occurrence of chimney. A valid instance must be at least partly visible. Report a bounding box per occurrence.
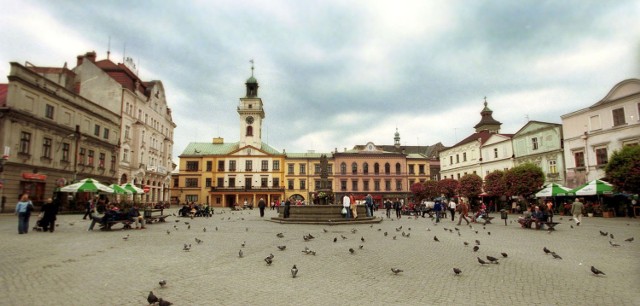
[212,137,224,144]
[76,55,83,66]
[86,51,97,62]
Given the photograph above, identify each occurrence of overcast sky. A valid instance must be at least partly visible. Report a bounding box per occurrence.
[1,0,639,164]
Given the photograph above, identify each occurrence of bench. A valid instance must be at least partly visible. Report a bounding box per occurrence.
[144,209,171,224]
[100,220,133,231]
[545,222,560,231]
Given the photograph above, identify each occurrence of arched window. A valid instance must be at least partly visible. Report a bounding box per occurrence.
[363,163,369,174]
[351,162,358,174]
[246,126,253,136]
[395,163,401,174]
[385,163,391,174]
[340,162,347,174]
[374,163,380,174]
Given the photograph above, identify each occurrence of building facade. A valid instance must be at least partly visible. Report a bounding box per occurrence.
[562,79,640,188]
[0,61,120,211]
[512,121,564,184]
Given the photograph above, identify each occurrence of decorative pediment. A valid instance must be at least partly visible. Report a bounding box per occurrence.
[229,145,269,157]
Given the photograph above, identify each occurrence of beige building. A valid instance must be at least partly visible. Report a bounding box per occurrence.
[512,121,564,184]
[0,61,120,211]
[73,51,176,204]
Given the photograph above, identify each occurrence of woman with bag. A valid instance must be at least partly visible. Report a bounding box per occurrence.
[15,193,34,234]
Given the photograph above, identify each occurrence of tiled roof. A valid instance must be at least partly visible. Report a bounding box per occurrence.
[0,84,7,106]
[286,152,333,158]
[451,130,494,147]
[406,153,429,159]
[180,141,283,156]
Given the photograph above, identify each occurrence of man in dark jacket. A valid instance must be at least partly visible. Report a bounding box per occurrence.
[258,198,266,217]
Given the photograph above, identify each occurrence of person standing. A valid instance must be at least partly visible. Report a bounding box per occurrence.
[349,193,357,219]
[82,196,95,220]
[448,200,457,222]
[283,198,291,218]
[457,199,470,225]
[342,194,351,220]
[571,198,584,226]
[365,194,373,217]
[546,199,554,222]
[15,193,34,234]
[434,200,442,223]
[258,198,266,217]
[384,199,392,218]
[40,197,59,232]
[393,198,402,219]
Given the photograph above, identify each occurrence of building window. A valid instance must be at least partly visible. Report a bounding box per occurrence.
[494,148,498,158]
[363,180,370,191]
[363,163,369,174]
[99,153,105,168]
[612,108,626,126]
[595,147,608,166]
[288,163,294,174]
[245,160,252,171]
[395,163,401,174]
[374,180,380,191]
[217,178,223,187]
[299,164,306,174]
[110,155,116,170]
[385,163,390,174]
[205,178,212,187]
[229,160,236,171]
[456,154,459,163]
[20,132,31,154]
[103,128,109,140]
[79,148,86,165]
[385,180,391,191]
[374,163,380,174]
[45,104,54,119]
[186,161,199,171]
[174,178,180,187]
[351,180,358,191]
[94,124,100,137]
[549,160,557,174]
[228,177,236,187]
[574,151,585,168]
[260,177,268,187]
[288,179,294,190]
[532,137,539,150]
[340,180,347,191]
[262,160,269,171]
[124,125,131,139]
[463,152,467,162]
[218,160,225,171]
[185,178,198,187]
[300,180,306,190]
[273,178,279,187]
[205,161,212,171]
[42,137,52,159]
[340,162,347,174]
[185,195,198,202]
[315,180,321,189]
[122,149,128,162]
[87,150,94,166]
[272,160,280,170]
[408,165,415,175]
[61,143,70,162]
[449,156,453,165]
[246,126,253,136]
[419,164,425,174]
[351,162,357,174]
[314,164,321,174]
[396,179,402,191]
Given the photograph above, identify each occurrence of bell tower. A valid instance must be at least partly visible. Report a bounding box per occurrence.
[239,60,265,148]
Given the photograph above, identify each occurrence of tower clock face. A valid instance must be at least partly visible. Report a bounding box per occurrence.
[246,116,254,124]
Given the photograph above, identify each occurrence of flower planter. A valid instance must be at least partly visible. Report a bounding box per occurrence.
[602,211,614,218]
[587,213,594,218]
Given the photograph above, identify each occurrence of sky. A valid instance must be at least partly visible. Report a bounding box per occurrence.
[1,0,639,166]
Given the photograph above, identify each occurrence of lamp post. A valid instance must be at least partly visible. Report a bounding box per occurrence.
[73,124,81,182]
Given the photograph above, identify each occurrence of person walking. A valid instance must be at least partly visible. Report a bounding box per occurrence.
[258,198,266,217]
[434,200,442,223]
[448,200,457,222]
[384,199,392,218]
[342,194,351,220]
[571,198,584,226]
[365,194,373,217]
[394,198,402,219]
[40,197,59,232]
[457,200,470,225]
[82,196,96,220]
[15,193,34,234]
[349,193,357,219]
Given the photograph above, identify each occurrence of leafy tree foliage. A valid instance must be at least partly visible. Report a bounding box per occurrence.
[458,174,483,199]
[483,170,506,197]
[410,182,426,202]
[503,163,545,198]
[422,180,440,199]
[438,178,459,198]
[605,145,640,194]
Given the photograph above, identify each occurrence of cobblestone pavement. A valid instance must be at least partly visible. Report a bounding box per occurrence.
[0,209,638,306]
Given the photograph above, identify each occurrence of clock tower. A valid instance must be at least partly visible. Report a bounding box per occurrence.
[238,62,265,148]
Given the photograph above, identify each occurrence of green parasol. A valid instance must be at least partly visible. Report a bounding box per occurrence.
[60,178,114,193]
[569,179,614,196]
[535,183,572,198]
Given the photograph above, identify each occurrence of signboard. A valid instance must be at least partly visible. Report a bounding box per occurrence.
[143,185,150,193]
[22,173,47,180]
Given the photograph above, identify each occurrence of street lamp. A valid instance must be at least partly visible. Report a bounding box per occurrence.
[72,125,81,182]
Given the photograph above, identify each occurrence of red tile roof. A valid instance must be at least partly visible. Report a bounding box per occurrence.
[94,59,149,96]
[0,84,8,107]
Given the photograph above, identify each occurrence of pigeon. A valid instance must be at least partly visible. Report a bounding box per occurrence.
[277,245,286,251]
[406,233,411,238]
[238,250,243,258]
[384,232,388,236]
[454,227,459,231]
[349,248,355,254]
[241,241,246,248]
[543,247,551,254]
[501,252,508,258]
[488,232,491,236]
[276,233,284,238]
[291,265,298,278]
[426,228,431,231]
[303,235,310,241]
[473,246,479,252]
[361,237,365,242]
[359,245,364,249]
[475,231,478,234]
[625,237,634,242]
[203,227,207,232]
[158,298,173,306]
[333,237,337,243]
[599,231,608,236]
[122,234,129,241]
[402,231,406,237]
[265,257,273,265]
[351,228,358,234]
[341,235,348,240]
[323,228,328,233]
[486,256,499,264]
[393,236,397,240]
[159,280,167,288]
[443,228,448,232]
[195,238,203,244]
[475,240,480,245]
[551,252,562,260]
[453,268,462,275]
[175,220,180,223]
[570,225,574,229]
[391,268,403,275]
[302,247,310,254]
[166,230,171,235]
[610,233,614,239]
[147,291,159,304]
[188,225,191,230]
[463,241,469,246]
[183,244,191,252]
[590,266,605,276]
[434,236,439,242]
[215,226,218,231]
[609,240,620,247]
[68,222,74,226]
[477,257,489,265]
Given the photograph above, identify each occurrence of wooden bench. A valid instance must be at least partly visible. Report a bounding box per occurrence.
[100,220,133,231]
[545,222,560,231]
[144,209,170,224]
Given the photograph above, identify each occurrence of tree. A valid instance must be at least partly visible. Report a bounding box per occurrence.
[438,178,459,199]
[504,163,545,198]
[410,182,426,203]
[484,170,506,197]
[605,145,640,194]
[422,180,440,199]
[458,174,483,199]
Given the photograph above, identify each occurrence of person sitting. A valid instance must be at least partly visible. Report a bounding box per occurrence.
[531,206,545,230]
[88,204,120,230]
[518,207,533,228]
[128,204,145,229]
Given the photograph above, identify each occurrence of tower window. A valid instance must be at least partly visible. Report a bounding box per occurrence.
[246,126,253,136]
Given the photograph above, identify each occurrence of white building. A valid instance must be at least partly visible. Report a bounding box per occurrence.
[480,133,514,177]
[561,79,640,188]
[512,121,564,184]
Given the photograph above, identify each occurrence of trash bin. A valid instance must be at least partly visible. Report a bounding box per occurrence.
[500,209,508,226]
[144,208,152,218]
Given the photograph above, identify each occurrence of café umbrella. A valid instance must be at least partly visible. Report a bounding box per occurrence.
[535,183,572,198]
[120,182,145,194]
[569,179,614,196]
[60,178,114,193]
[108,184,132,194]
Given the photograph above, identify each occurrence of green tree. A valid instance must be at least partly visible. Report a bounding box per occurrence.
[438,178,459,199]
[484,170,506,197]
[459,174,483,199]
[504,163,545,198]
[422,180,440,199]
[605,145,640,194]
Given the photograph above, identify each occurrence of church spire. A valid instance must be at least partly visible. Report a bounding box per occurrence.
[245,59,259,97]
[473,97,502,133]
[394,127,401,148]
